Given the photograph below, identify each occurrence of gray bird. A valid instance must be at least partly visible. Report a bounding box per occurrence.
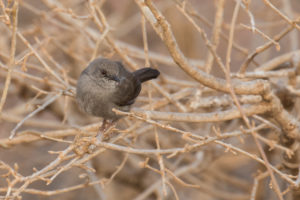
[76,58,160,122]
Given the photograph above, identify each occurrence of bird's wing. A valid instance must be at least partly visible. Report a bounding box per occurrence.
[112,62,142,106]
[114,74,141,106]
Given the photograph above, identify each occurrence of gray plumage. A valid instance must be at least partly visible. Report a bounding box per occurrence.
[76,58,160,121]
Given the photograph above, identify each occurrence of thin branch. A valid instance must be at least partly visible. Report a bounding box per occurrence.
[0,1,18,113]
[10,92,63,139]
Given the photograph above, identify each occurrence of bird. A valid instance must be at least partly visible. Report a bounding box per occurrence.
[76,58,160,125]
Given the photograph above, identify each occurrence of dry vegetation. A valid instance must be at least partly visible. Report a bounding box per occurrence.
[0,0,300,199]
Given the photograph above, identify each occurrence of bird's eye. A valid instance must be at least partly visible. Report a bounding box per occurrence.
[101,70,107,76]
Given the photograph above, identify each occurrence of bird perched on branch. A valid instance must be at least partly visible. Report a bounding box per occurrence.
[76,58,160,129]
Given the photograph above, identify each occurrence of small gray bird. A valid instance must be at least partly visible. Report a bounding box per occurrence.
[76,58,160,122]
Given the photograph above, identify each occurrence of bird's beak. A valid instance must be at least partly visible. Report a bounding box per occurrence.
[109,75,120,82]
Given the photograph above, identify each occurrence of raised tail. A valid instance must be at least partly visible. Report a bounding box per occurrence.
[133,68,160,83]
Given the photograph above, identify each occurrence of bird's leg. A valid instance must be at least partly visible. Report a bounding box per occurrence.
[97,119,117,142]
[87,120,116,153]
[98,119,108,135]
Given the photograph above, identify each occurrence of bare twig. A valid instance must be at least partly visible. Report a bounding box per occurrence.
[0,1,18,113]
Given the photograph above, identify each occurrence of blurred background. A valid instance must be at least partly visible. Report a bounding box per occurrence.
[0,0,300,199]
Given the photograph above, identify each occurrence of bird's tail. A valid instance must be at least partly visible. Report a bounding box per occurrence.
[133,68,160,83]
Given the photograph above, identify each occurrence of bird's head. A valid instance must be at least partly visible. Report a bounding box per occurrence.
[85,58,121,83]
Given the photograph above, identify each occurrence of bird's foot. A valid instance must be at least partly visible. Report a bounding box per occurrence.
[97,119,117,142]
